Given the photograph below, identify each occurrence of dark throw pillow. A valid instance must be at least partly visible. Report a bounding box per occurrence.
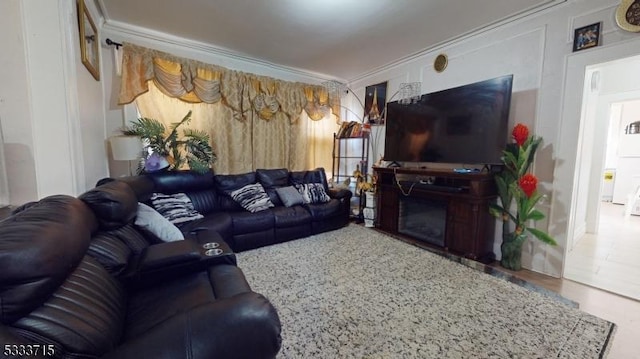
[276,186,305,207]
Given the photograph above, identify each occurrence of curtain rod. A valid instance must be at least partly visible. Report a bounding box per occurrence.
[106,38,122,49]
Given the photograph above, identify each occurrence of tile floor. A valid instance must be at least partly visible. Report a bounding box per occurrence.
[514,201,640,359]
[564,202,640,300]
[503,267,639,359]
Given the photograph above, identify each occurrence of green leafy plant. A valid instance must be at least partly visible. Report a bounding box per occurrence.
[122,110,216,174]
[489,123,556,270]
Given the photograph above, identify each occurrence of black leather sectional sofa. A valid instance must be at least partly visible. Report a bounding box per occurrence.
[0,167,351,358]
[0,191,281,358]
[119,167,352,252]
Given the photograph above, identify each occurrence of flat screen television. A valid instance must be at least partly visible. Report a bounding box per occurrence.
[384,74,513,166]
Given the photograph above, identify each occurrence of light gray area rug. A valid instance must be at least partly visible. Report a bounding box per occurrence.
[237,225,616,359]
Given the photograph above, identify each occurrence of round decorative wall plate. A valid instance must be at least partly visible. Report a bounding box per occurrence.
[434,54,448,73]
[616,0,640,32]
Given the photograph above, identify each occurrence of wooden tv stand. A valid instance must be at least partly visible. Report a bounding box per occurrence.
[373,166,497,262]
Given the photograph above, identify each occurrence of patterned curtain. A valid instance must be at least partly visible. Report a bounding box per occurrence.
[134,79,338,174]
[118,43,340,122]
[119,42,340,174]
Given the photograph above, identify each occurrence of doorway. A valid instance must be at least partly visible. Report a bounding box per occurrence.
[563,53,640,300]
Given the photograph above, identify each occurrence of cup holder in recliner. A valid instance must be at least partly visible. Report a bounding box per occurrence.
[202,242,220,249]
[203,242,222,256]
[205,248,224,256]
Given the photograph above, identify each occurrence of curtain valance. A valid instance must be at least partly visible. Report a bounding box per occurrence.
[118,43,340,122]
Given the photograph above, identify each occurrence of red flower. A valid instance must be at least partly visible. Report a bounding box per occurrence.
[512,123,529,146]
[519,173,538,198]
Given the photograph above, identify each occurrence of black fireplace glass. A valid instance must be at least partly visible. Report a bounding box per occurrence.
[398,197,447,247]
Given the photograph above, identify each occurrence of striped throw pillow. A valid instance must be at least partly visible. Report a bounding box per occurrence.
[295,183,331,204]
[150,193,204,225]
[229,183,275,213]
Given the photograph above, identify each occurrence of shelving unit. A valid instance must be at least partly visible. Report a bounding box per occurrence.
[332,133,369,220]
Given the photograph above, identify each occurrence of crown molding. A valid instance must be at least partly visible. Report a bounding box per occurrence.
[101,20,346,84]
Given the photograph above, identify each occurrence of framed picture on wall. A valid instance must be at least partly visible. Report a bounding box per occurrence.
[572,22,602,52]
[364,82,388,125]
[78,0,100,81]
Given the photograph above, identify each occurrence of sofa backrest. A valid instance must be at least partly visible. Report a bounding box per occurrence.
[0,195,97,323]
[214,171,257,211]
[256,168,290,206]
[119,170,222,215]
[97,167,331,216]
[80,180,139,230]
[289,167,330,192]
[0,195,127,357]
[80,180,152,273]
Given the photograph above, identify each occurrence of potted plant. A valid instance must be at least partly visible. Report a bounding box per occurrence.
[489,123,557,270]
[122,110,216,174]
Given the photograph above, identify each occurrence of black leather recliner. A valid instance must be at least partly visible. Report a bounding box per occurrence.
[0,194,281,359]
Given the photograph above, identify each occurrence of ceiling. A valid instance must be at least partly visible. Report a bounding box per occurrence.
[99,0,563,80]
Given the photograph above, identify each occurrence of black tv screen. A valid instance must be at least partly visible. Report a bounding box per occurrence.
[384,75,513,165]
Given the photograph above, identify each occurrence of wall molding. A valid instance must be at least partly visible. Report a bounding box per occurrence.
[349,0,567,82]
[101,20,345,84]
[59,0,84,194]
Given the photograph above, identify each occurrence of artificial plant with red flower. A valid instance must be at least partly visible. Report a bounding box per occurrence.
[489,123,556,270]
[511,123,529,146]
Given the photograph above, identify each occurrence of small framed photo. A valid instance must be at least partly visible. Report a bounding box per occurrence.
[573,22,601,52]
[364,82,388,125]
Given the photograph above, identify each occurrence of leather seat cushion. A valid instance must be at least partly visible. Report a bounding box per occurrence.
[124,271,219,339]
[230,211,275,235]
[304,199,342,219]
[272,206,311,228]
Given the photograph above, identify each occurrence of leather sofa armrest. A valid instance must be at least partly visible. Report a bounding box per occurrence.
[328,188,353,201]
[122,239,236,288]
[101,292,282,359]
[139,240,201,271]
[184,227,223,243]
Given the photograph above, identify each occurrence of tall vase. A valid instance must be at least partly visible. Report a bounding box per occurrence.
[500,232,527,271]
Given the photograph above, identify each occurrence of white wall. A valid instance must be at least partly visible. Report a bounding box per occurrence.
[347,0,640,276]
[0,0,108,203]
[78,0,110,189]
[0,0,37,205]
[612,99,640,204]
